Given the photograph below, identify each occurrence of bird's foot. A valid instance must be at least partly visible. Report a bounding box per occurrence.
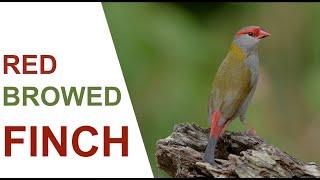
[244,128,256,136]
[241,119,256,136]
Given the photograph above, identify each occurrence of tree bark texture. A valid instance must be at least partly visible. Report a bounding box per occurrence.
[155,123,320,178]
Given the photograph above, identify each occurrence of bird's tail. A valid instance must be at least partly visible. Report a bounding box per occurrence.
[203,135,217,164]
[203,110,224,165]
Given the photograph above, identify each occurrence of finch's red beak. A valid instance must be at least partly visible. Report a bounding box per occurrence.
[258,29,271,39]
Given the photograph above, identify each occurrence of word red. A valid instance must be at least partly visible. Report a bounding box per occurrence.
[4,55,56,74]
[5,126,128,157]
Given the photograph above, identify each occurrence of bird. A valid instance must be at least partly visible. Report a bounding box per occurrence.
[203,26,270,165]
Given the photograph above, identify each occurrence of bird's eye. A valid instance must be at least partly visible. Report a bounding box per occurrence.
[248,32,254,36]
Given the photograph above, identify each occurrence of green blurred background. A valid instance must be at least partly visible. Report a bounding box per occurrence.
[103,3,320,177]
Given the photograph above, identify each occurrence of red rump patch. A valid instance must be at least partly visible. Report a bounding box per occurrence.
[210,111,225,139]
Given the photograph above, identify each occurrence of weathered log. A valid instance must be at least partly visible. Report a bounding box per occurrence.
[155,123,320,178]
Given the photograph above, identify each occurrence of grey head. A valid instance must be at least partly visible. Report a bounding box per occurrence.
[233,26,271,54]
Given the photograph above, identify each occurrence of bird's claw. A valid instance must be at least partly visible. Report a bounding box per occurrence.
[244,128,256,136]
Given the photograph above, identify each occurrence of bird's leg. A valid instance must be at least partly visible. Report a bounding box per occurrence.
[240,115,256,135]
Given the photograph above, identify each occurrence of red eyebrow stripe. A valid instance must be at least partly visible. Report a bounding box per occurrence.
[236,28,260,38]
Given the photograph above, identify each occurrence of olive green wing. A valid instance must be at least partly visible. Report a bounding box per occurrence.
[208,52,252,124]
